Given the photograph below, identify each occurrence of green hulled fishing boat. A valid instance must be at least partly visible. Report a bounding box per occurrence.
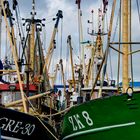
[61,92,140,140]
[61,0,140,139]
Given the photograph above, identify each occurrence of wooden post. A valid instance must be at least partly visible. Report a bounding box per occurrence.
[5,92,50,107]
[30,24,35,72]
[1,0,27,113]
[122,0,129,93]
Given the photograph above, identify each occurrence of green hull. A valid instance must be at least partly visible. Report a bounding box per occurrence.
[61,93,140,140]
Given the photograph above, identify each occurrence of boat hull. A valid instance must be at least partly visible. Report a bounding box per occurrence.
[61,93,140,140]
[0,107,57,140]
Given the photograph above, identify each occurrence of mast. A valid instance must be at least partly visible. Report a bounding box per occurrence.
[96,8,103,79]
[91,0,116,98]
[76,0,85,81]
[122,0,129,93]
[86,10,95,87]
[30,0,35,72]
[76,0,81,60]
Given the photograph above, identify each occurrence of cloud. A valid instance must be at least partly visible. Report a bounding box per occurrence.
[1,0,140,85]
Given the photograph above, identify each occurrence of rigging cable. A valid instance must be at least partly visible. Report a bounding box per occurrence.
[130,0,133,88]
[57,18,64,85]
[15,5,23,41]
[5,25,7,57]
[13,0,26,62]
[42,26,47,54]
[136,0,140,24]
[17,5,24,37]
[105,6,114,81]
[60,18,63,59]
[56,27,61,84]
[105,12,109,32]
[109,5,120,81]
[71,40,81,62]
[65,42,69,81]
[117,0,121,90]
[109,5,120,82]
[45,20,54,25]
[46,14,55,19]
[98,0,116,97]
[20,91,58,140]
[109,49,113,80]
[112,10,119,42]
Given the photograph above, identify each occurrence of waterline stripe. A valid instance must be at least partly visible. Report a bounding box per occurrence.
[1,135,22,140]
[62,122,136,140]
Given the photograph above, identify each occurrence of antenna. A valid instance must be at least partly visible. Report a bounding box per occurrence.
[75,0,81,9]
[31,0,36,17]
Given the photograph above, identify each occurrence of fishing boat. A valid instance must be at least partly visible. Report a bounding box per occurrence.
[0,106,57,140]
[0,0,62,139]
[61,0,140,139]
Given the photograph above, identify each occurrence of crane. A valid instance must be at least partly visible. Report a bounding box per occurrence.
[43,10,63,73]
[67,35,76,91]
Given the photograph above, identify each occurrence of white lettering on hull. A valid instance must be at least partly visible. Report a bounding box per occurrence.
[68,111,93,131]
[0,117,36,136]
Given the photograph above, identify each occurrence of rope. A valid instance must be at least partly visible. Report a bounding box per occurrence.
[20,92,58,140]
[24,93,59,140]
[36,116,58,140]
[30,105,58,140]
[40,106,72,117]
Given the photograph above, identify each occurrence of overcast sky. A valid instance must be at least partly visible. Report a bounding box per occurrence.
[1,0,140,84]
[17,0,108,84]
